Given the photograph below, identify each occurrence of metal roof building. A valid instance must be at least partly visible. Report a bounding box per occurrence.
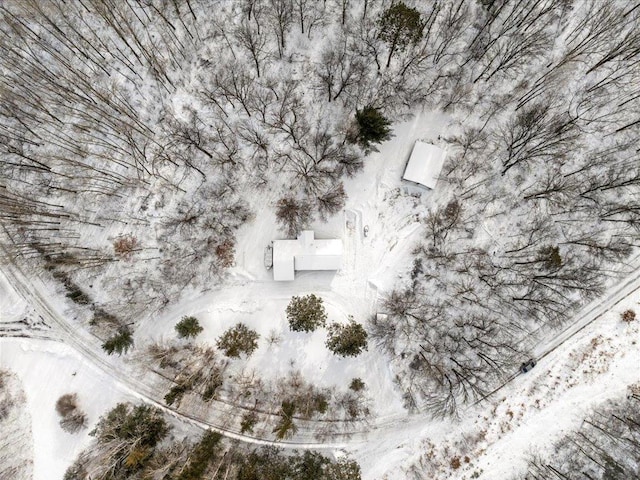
[402,141,447,189]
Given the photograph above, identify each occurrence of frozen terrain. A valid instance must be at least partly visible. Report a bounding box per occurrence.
[2,110,640,478]
[1,0,640,478]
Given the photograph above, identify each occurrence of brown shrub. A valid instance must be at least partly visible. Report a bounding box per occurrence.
[56,393,87,433]
[113,235,138,256]
[56,393,78,417]
[60,411,88,433]
[621,309,636,323]
[215,240,235,267]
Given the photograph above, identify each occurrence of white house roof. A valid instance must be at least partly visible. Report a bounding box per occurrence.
[402,141,447,189]
[273,243,296,281]
[273,231,342,281]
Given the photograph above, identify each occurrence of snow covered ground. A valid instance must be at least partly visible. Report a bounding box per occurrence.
[0,340,129,480]
[354,283,640,480]
[1,110,639,479]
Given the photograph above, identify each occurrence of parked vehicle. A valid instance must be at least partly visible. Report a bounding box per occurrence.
[520,359,536,373]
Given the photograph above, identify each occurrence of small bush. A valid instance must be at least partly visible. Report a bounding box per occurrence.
[113,235,138,256]
[202,376,224,401]
[215,240,235,267]
[326,317,368,357]
[240,411,258,434]
[286,294,327,332]
[56,394,87,434]
[349,378,366,392]
[65,286,91,305]
[266,329,282,347]
[538,245,562,270]
[90,307,120,327]
[56,393,79,416]
[622,309,636,323]
[175,316,203,339]
[273,401,297,440]
[164,384,190,406]
[216,323,260,358]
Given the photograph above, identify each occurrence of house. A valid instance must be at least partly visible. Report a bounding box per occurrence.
[272,230,343,281]
[402,141,447,189]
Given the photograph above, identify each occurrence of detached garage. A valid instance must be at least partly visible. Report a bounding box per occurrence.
[402,141,447,190]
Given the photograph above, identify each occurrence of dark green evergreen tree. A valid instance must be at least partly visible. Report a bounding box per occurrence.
[290,451,329,479]
[273,401,298,439]
[102,328,134,355]
[353,106,392,151]
[349,378,366,392]
[175,316,204,339]
[91,403,169,448]
[240,411,258,434]
[177,431,222,480]
[216,323,260,358]
[236,447,293,480]
[378,2,425,68]
[164,383,190,406]
[538,245,562,270]
[286,294,328,332]
[326,318,368,357]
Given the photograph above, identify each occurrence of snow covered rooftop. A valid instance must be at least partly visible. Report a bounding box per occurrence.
[402,141,447,189]
[272,231,342,281]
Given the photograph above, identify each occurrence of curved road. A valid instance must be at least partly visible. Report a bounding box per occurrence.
[0,259,401,448]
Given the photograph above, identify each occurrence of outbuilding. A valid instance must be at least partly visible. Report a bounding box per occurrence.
[402,141,447,189]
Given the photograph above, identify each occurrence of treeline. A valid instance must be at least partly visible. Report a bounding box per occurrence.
[144,341,371,440]
[64,401,361,480]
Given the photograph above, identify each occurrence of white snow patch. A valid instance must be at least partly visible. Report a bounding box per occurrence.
[0,339,129,480]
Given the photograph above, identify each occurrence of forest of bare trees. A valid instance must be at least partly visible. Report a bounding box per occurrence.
[368,0,640,416]
[1,0,640,438]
